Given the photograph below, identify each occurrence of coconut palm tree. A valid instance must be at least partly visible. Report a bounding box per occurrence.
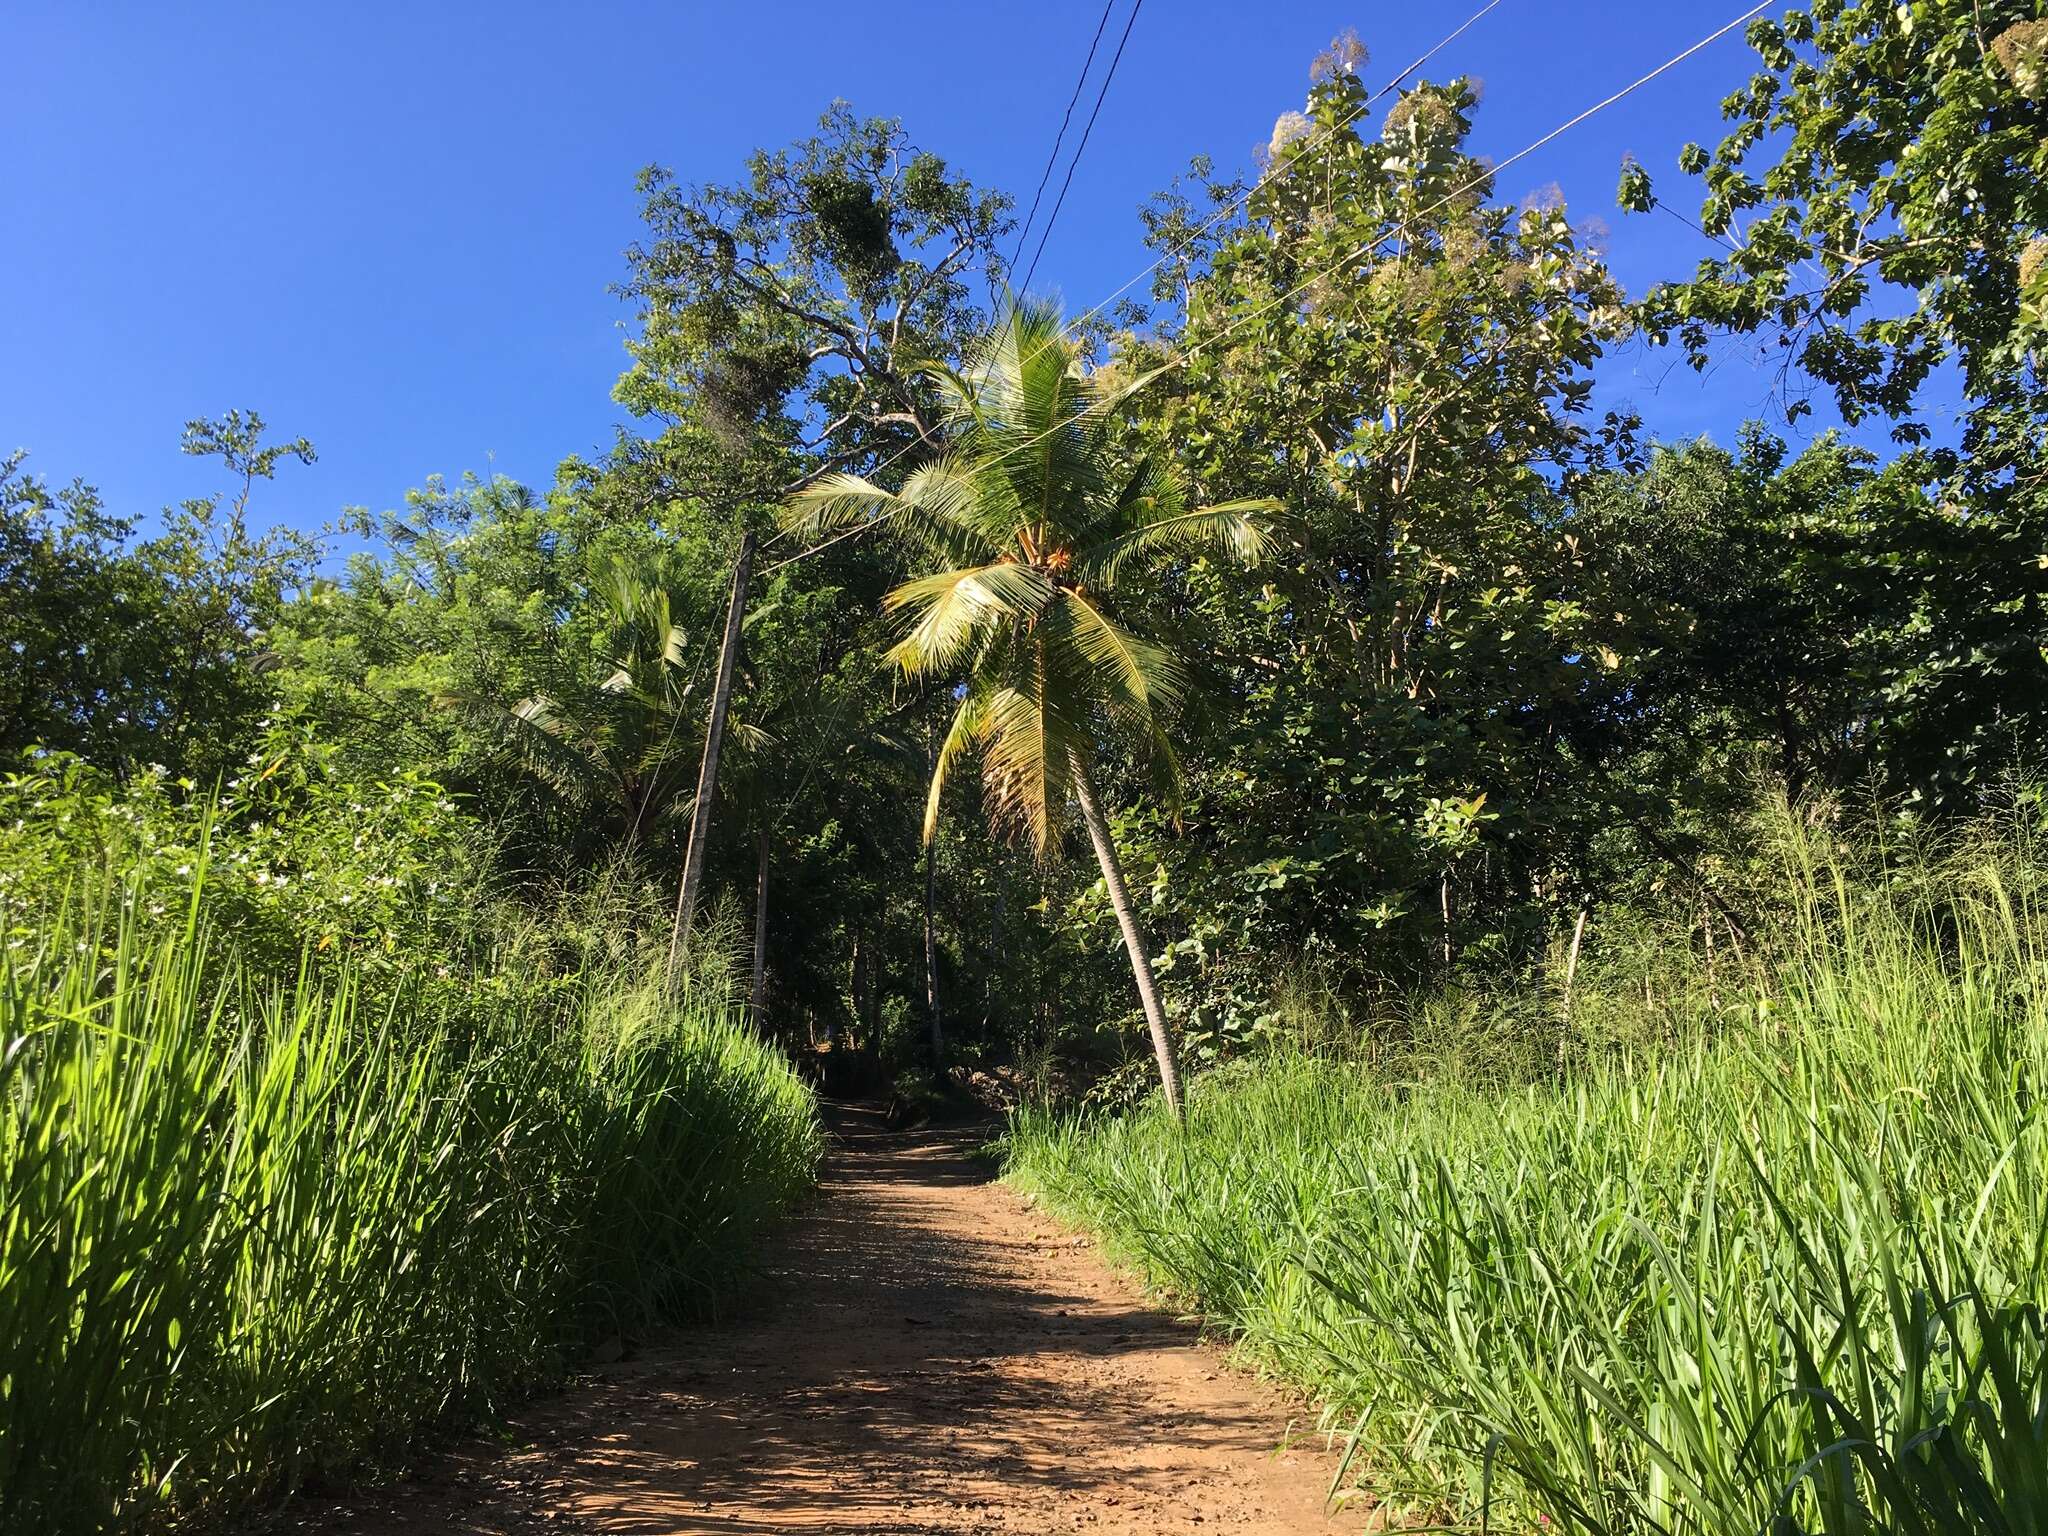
[780,298,1278,1119]
[441,552,737,857]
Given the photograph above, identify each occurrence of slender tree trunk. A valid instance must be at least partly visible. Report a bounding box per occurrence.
[840,935,859,1050]
[750,825,770,1022]
[668,529,755,974]
[1561,906,1589,1023]
[1702,902,1720,1011]
[1069,751,1183,1122]
[923,835,943,1068]
[862,931,883,1043]
[986,875,1005,1030]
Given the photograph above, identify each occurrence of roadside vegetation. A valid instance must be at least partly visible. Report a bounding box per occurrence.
[0,761,819,1533]
[1004,802,2048,1531]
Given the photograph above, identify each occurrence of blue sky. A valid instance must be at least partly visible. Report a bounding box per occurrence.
[5,2,1799,541]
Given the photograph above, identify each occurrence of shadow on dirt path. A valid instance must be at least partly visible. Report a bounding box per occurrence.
[271,1100,1365,1534]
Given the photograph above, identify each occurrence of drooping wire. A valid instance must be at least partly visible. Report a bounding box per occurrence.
[762,0,1511,554]
[1002,0,1120,301]
[1064,0,1509,337]
[1017,0,1146,299]
[760,0,1771,579]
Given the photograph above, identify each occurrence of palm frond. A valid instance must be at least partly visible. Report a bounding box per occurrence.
[1076,499,1283,585]
[660,620,690,672]
[729,719,778,755]
[883,560,1055,678]
[965,296,1070,429]
[922,689,988,845]
[778,471,901,539]
[912,356,991,432]
[437,690,612,807]
[780,463,1006,568]
[978,673,1089,859]
[1057,587,1185,719]
[892,459,1023,564]
[965,301,1106,545]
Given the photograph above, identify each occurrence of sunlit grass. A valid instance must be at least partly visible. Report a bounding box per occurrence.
[0,876,820,1533]
[1004,811,2048,1533]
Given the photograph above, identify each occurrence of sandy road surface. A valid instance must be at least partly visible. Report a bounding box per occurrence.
[272,1102,1362,1535]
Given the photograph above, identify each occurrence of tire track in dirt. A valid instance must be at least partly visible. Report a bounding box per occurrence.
[272,1101,1364,1534]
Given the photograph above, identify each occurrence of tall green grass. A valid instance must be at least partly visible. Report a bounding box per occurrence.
[1004,813,2048,1532]
[0,880,820,1533]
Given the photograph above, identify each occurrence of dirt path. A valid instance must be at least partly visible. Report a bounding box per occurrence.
[280,1102,1363,1535]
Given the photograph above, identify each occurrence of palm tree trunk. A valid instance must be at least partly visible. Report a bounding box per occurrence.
[750,826,770,1022]
[1069,752,1183,1122]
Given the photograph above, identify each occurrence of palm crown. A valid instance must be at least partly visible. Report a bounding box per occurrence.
[781,297,1278,855]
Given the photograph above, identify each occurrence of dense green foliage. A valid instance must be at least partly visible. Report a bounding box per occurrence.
[1618,0,2048,810]
[0,419,315,785]
[783,297,1280,1110]
[0,766,819,1533]
[1004,806,2048,1532]
[11,7,2043,1070]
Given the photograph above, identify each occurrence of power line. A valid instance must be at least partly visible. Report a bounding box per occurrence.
[1066,0,1508,337]
[1060,0,1777,454]
[1017,0,1146,298]
[768,0,1507,546]
[765,0,1770,579]
[1048,1,1777,457]
[1004,0,1119,294]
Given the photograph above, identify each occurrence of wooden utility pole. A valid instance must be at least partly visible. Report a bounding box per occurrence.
[668,529,756,976]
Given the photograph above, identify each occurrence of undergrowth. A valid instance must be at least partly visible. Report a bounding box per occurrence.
[0,867,820,1533]
[1003,807,2048,1533]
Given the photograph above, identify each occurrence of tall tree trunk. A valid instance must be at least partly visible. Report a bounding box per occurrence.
[923,835,943,1068]
[840,934,860,1050]
[1069,751,1182,1122]
[986,873,1005,1031]
[668,528,755,975]
[922,724,943,1070]
[750,825,770,1022]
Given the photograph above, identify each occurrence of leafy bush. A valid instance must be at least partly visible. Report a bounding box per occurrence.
[0,736,495,1002]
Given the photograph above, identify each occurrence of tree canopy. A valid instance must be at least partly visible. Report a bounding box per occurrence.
[7,20,2046,1085]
